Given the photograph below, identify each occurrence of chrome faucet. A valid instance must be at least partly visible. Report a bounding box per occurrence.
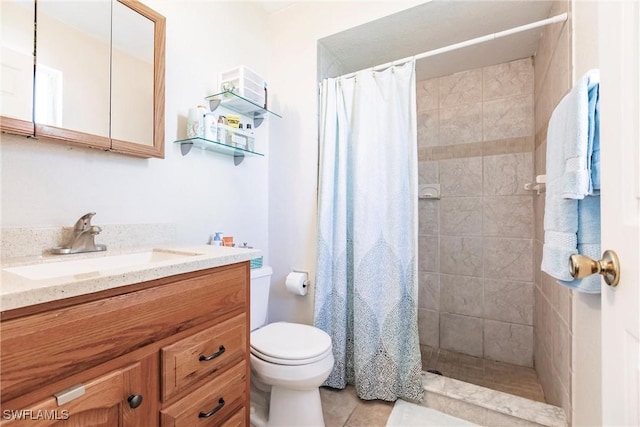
[51,212,107,254]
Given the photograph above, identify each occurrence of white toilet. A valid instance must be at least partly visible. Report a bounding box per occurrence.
[250,266,334,427]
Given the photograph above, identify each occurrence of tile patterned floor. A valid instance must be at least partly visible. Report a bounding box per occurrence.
[319,346,546,426]
[420,345,546,403]
[320,385,394,427]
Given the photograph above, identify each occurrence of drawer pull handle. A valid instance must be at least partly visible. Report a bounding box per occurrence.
[199,345,226,362]
[128,394,143,409]
[199,398,225,418]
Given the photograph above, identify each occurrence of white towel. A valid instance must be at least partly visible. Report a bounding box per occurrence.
[561,70,600,198]
[541,70,601,293]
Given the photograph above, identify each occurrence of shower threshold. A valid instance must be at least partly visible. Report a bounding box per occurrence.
[420,345,545,402]
[419,371,567,427]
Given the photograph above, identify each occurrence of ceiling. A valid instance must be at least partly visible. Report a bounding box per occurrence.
[253,1,296,14]
[319,0,555,80]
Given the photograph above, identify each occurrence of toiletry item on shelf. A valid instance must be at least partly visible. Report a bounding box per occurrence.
[217,116,227,144]
[221,81,235,92]
[246,124,255,151]
[231,130,247,149]
[226,114,241,128]
[204,112,217,140]
[222,236,234,247]
[187,105,208,138]
[215,124,251,149]
[210,232,223,246]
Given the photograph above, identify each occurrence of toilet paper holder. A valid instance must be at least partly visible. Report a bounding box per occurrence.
[291,269,310,289]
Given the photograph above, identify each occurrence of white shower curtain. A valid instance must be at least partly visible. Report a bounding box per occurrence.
[314,60,423,402]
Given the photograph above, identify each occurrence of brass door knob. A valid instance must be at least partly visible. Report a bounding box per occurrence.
[569,250,620,287]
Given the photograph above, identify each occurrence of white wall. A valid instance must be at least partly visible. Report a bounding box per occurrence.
[1,1,271,260]
[267,1,426,325]
[571,1,602,424]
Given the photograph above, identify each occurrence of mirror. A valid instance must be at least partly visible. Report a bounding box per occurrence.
[110,0,165,157]
[0,0,165,158]
[0,0,35,135]
[36,0,112,148]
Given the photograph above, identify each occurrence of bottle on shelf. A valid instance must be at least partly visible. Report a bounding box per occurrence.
[187,105,208,138]
[204,112,217,141]
[217,116,228,144]
[210,232,223,246]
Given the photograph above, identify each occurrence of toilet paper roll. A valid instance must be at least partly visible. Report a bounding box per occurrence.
[285,272,308,296]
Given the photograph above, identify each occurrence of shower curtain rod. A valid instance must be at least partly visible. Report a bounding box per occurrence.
[338,12,568,79]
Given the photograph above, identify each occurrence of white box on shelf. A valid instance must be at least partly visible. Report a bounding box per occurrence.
[218,65,265,107]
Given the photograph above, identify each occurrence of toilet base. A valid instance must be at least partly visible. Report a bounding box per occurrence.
[268,385,325,427]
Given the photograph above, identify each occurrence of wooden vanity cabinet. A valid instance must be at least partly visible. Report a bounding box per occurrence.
[0,262,250,427]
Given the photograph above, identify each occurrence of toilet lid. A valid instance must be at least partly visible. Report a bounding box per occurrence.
[251,345,333,366]
[250,322,332,361]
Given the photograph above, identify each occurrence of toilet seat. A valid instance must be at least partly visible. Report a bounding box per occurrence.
[250,322,332,366]
[251,345,333,366]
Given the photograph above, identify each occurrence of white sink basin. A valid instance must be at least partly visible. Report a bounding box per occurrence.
[3,249,202,280]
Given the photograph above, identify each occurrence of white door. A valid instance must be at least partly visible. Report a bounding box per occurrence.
[599,1,640,425]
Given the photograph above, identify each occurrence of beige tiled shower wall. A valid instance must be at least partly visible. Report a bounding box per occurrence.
[416,57,535,368]
[533,0,573,422]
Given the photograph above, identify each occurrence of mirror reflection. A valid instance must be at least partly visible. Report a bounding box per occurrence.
[36,1,111,137]
[111,0,155,147]
[1,0,35,126]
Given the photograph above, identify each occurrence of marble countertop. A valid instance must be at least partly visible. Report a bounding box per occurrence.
[0,245,261,312]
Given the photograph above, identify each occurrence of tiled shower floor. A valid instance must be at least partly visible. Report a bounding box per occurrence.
[318,346,546,426]
[420,345,546,402]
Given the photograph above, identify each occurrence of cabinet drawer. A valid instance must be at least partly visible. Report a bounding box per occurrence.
[160,361,247,427]
[221,408,246,427]
[1,264,248,402]
[162,313,247,401]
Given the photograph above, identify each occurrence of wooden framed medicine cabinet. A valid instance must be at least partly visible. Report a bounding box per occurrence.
[0,0,166,159]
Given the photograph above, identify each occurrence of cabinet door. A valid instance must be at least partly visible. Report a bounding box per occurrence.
[110,0,165,158]
[111,0,153,154]
[34,0,111,149]
[0,357,157,427]
[0,0,35,135]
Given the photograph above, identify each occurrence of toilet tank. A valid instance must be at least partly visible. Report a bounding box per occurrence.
[250,266,272,331]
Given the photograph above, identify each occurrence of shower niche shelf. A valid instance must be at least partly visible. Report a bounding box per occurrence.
[175,91,280,165]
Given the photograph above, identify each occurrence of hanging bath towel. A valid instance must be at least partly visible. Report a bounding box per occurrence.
[541,69,601,293]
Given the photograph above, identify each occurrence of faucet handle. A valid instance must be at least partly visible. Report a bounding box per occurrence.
[73,212,96,231]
